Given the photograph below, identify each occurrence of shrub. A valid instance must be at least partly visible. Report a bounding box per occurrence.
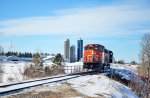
[117,60,124,64]
[0,64,3,82]
[131,61,136,65]
[0,64,3,74]
[53,53,64,66]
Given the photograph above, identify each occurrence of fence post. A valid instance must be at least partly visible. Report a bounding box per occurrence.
[79,66,81,72]
[79,66,80,72]
[67,66,68,74]
[71,66,72,73]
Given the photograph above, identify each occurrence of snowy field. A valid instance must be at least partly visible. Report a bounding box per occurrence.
[0,61,83,84]
[0,61,58,84]
[68,74,138,98]
[0,61,29,84]
[0,61,140,98]
[66,63,139,98]
[110,64,140,84]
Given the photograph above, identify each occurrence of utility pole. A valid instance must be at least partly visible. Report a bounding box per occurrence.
[9,41,15,52]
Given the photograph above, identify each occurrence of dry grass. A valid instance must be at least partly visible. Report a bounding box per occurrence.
[3,84,92,98]
[46,84,91,98]
[23,65,65,79]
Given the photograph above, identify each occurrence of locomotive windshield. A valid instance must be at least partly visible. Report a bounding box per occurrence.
[99,47,103,51]
[85,46,103,51]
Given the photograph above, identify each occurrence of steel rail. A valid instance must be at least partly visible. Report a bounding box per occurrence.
[0,71,95,88]
[0,71,96,96]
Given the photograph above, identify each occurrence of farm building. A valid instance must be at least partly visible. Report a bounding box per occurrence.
[7,56,21,61]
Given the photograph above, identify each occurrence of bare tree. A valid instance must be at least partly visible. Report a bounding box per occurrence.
[139,33,150,98]
[0,46,4,82]
[0,63,3,83]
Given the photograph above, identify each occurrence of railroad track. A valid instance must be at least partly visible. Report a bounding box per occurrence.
[0,71,96,96]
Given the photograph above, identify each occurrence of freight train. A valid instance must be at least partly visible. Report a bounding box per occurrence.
[83,44,113,71]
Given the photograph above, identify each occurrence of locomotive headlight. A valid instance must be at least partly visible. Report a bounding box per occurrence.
[94,55,98,61]
[92,51,94,54]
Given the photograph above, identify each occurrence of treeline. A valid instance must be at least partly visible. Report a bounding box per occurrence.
[0,51,49,58]
[114,60,137,65]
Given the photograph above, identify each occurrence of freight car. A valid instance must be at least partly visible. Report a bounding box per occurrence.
[83,44,113,71]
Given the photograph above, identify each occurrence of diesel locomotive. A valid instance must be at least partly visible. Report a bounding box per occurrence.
[83,44,113,71]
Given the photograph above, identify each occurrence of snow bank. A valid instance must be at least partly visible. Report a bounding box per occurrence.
[110,64,139,82]
[111,64,139,75]
[65,62,83,67]
[68,74,139,98]
[0,61,30,84]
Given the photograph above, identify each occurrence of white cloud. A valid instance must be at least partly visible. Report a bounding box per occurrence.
[0,2,150,37]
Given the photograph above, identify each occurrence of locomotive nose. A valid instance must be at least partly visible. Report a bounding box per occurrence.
[90,50,98,61]
[91,51,94,54]
[84,50,102,63]
[91,50,96,54]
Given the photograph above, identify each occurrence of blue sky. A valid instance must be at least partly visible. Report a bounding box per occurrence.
[0,0,150,63]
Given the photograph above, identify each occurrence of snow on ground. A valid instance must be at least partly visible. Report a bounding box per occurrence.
[0,75,78,93]
[0,61,81,84]
[111,64,139,75]
[65,63,139,98]
[0,60,56,84]
[0,62,140,98]
[110,64,140,83]
[65,62,83,67]
[43,61,53,68]
[0,61,30,84]
[68,74,139,98]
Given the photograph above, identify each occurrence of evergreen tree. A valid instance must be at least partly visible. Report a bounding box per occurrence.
[131,61,136,65]
[32,52,43,67]
[53,53,64,66]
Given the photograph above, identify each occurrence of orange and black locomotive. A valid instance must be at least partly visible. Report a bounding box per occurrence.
[83,44,113,71]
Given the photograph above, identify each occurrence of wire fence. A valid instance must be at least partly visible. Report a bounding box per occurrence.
[63,65,84,74]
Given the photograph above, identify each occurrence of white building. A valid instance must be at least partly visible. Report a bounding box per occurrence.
[7,56,21,61]
[42,55,55,63]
